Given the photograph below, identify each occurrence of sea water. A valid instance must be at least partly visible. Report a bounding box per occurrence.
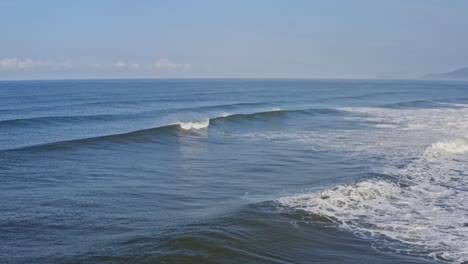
[0,79,467,263]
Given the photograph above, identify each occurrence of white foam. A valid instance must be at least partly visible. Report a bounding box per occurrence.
[432,138,468,154]
[178,119,209,130]
[273,103,468,263]
[174,108,285,131]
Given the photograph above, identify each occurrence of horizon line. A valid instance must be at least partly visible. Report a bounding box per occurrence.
[1,76,458,83]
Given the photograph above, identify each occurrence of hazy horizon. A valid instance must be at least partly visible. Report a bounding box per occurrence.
[1,0,468,80]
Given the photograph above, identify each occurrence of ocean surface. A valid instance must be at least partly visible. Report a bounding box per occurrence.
[1,79,467,264]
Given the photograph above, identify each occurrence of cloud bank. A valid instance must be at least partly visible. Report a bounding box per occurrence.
[0,58,73,71]
[93,61,142,69]
[93,59,191,71]
[0,57,193,79]
[0,58,47,70]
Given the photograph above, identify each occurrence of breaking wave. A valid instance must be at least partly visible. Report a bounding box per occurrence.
[178,119,210,130]
[432,138,468,154]
[277,103,468,263]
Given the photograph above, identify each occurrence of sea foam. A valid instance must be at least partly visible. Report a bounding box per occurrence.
[431,138,468,154]
[178,119,210,130]
[276,103,468,263]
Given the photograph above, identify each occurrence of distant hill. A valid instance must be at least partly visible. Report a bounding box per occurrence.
[424,67,468,80]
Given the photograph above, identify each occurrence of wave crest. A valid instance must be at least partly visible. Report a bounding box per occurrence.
[431,138,468,154]
[178,119,210,130]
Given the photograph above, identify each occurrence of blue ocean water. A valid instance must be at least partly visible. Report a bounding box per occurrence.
[0,79,467,263]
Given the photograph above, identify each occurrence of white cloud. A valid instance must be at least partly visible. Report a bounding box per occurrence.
[92,59,190,72]
[93,61,141,69]
[0,58,47,70]
[151,59,191,71]
[0,58,73,71]
[0,58,191,73]
[114,61,126,67]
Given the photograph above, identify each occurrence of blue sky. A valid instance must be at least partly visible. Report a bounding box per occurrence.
[1,0,468,80]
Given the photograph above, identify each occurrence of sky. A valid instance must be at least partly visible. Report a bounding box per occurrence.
[1,0,468,80]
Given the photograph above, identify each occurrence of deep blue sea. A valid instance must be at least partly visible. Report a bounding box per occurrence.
[1,79,467,264]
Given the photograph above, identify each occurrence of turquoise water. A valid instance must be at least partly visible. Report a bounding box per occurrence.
[1,79,467,263]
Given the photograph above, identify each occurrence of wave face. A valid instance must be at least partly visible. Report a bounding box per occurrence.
[278,103,468,263]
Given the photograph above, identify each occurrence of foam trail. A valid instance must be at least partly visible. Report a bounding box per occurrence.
[279,146,468,263]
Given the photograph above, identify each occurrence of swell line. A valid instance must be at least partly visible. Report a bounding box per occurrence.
[0,101,273,125]
[0,114,122,127]
[2,108,342,152]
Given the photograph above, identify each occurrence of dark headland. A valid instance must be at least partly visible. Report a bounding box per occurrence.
[423,67,468,80]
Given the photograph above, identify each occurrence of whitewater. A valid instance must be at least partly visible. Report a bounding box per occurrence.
[278,103,468,263]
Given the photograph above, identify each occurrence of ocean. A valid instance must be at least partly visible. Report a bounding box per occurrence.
[0,79,467,264]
